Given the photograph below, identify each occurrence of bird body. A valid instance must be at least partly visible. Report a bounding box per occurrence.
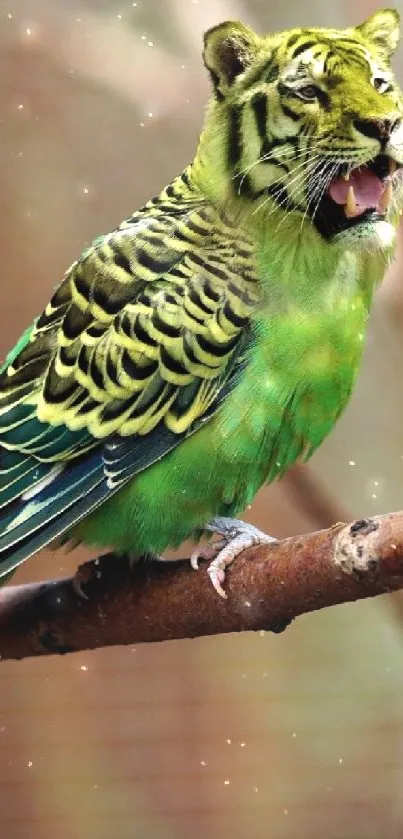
[75,206,377,556]
[0,10,402,588]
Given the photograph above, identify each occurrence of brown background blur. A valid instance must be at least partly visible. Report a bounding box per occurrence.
[1,1,403,837]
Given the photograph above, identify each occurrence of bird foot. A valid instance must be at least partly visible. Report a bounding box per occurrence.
[190,517,276,599]
[72,561,94,600]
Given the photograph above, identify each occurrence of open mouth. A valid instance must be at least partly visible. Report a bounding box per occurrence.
[313,155,400,238]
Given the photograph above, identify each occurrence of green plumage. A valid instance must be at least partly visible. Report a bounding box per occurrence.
[0,10,402,583]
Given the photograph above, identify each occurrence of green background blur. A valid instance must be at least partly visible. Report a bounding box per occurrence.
[1,1,403,837]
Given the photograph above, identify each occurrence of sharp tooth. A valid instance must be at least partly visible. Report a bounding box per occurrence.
[342,171,350,181]
[389,159,397,175]
[379,182,393,212]
[346,185,356,216]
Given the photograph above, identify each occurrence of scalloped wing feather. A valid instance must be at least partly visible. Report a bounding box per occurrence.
[0,172,257,576]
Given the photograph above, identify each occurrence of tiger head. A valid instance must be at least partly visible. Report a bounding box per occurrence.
[199,9,403,247]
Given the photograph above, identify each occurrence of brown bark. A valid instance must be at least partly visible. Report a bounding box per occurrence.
[0,511,402,661]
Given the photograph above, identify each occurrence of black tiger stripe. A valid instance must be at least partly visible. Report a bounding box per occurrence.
[233,172,254,198]
[228,105,243,171]
[314,88,331,110]
[262,133,299,155]
[265,60,279,85]
[265,183,300,214]
[263,155,291,172]
[331,36,367,50]
[286,33,302,49]
[209,69,224,101]
[246,56,279,88]
[251,92,268,141]
[329,44,369,71]
[291,40,316,59]
[312,46,326,60]
[281,104,301,122]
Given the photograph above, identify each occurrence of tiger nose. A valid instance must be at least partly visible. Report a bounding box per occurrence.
[353,117,401,141]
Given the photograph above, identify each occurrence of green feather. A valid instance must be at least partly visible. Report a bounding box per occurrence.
[1,323,35,374]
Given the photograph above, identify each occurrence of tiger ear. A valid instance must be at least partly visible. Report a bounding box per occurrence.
[356,9,400,59]
[203,21,260,99]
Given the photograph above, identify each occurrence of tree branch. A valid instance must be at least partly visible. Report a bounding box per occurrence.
[1,512,403,661]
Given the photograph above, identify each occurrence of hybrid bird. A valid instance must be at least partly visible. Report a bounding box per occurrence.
[0,10,402,597]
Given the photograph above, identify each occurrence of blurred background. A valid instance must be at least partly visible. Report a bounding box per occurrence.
[1,0,403,837]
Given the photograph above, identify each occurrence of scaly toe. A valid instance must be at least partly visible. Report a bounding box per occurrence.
[190,538,227,572]
[207,558,228,599]
[205,527,277,598]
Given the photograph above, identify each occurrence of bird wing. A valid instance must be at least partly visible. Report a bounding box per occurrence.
[0,187,258,575]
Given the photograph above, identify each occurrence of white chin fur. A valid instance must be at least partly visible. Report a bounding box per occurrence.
[334,219,396,250]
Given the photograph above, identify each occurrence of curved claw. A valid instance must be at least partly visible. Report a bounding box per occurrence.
[190,538,227,573]
[72,574,89,600]
[192,518,277,598]
[190,551,200,572]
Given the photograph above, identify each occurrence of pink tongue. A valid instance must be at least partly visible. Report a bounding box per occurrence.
[328,168,383,209]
